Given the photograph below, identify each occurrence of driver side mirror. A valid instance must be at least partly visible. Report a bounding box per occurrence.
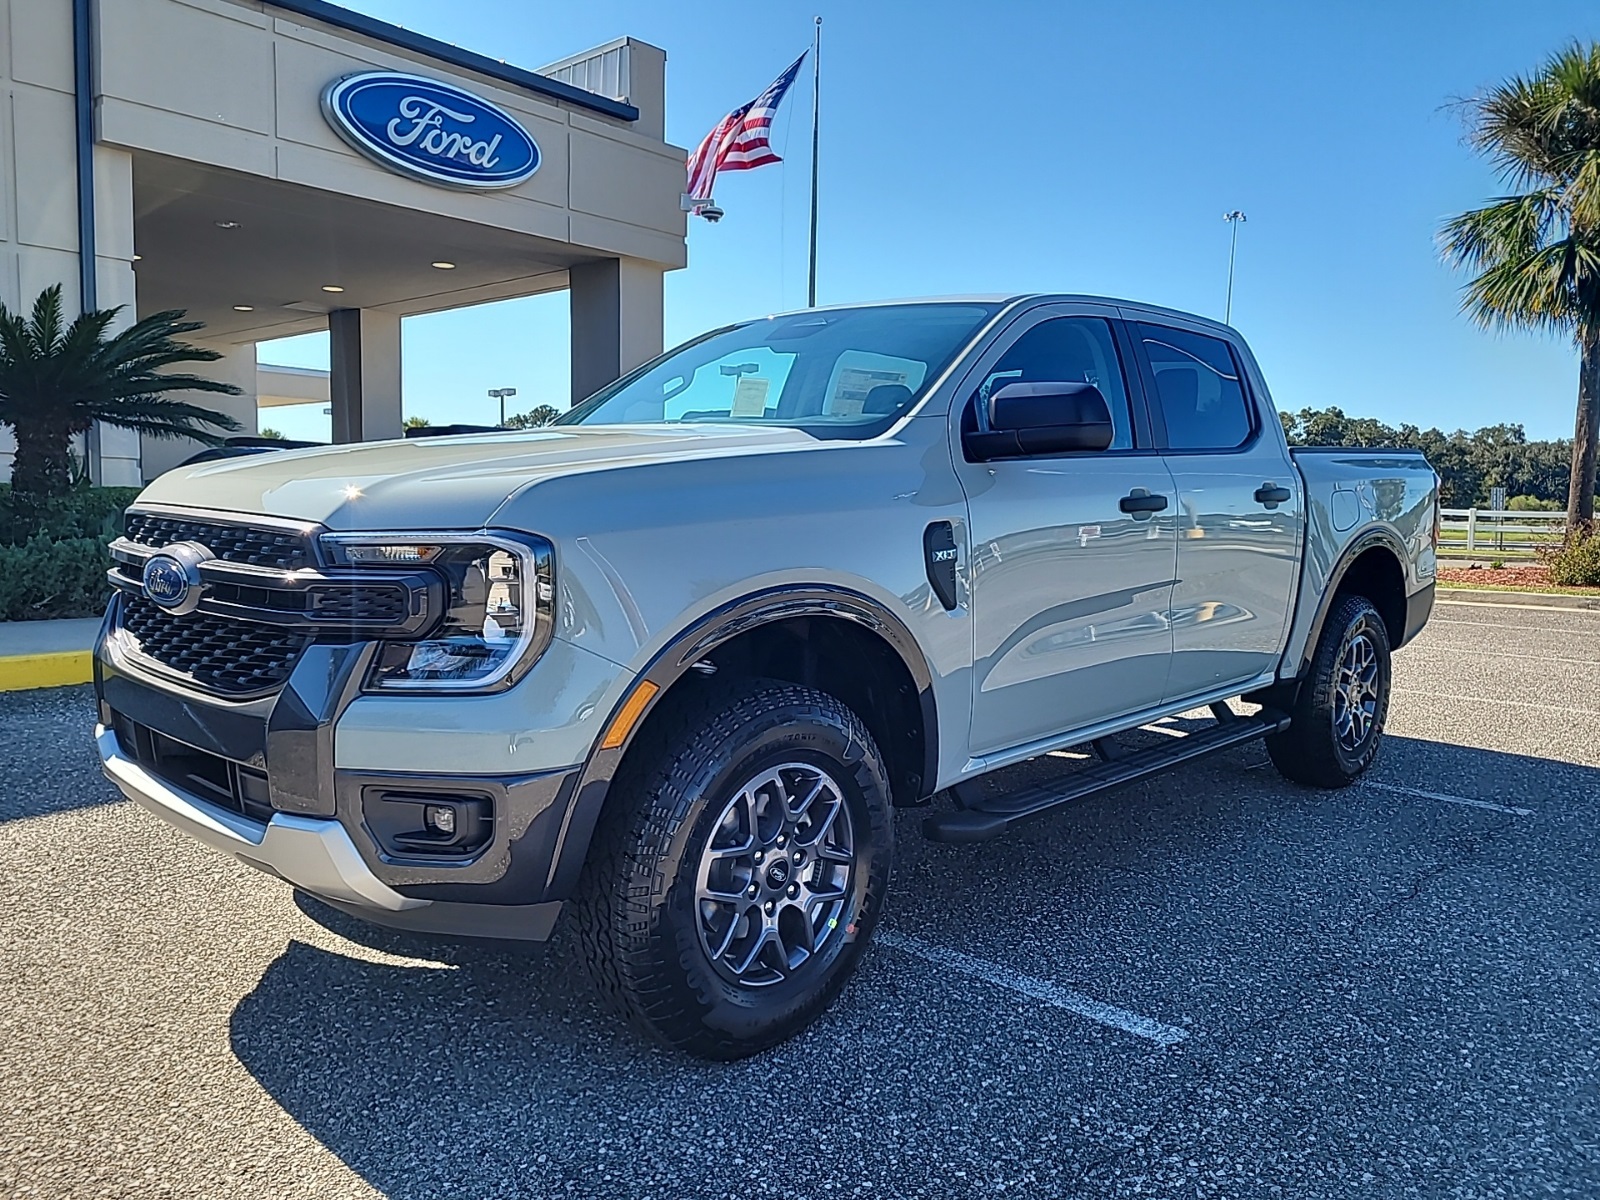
[965,381,1115,460]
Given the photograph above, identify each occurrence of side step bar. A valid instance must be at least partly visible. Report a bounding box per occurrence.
[923,709,1291,844]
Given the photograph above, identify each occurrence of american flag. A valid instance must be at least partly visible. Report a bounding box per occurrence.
[684,52,807,213]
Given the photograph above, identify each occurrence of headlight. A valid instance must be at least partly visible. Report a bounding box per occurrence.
[322,532,554,692]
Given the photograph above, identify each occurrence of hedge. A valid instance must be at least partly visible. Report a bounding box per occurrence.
[0,485,142,621]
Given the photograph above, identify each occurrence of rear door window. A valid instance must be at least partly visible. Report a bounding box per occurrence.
[1137,323,1253,451]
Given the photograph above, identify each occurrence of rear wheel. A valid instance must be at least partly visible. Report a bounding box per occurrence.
[1267,594,1391,788]
[576,680,893,1060]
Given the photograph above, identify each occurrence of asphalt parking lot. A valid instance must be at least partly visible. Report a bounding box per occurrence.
[3,596,1598,1199]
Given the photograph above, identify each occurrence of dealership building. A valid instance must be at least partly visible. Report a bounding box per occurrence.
[0,0,688,484]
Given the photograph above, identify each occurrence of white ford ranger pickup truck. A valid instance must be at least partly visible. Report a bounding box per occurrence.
[94,295,1437,1058]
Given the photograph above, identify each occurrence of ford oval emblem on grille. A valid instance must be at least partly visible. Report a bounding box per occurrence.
[141,541,213,615]
[321,72,541,190]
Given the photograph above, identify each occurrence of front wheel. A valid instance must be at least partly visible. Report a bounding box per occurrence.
[1267,594,1392,788]
[576,680,893,1060]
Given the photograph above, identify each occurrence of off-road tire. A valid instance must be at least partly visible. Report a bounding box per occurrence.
[575,679,894,1060]
[1267,594,1392,788]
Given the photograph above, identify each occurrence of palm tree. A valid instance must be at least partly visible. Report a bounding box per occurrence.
[1441,41,1600,530]
[0,284,241,506]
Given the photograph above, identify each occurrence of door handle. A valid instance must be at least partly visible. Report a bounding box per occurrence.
[1119,489,1169,519]
[1254,483,1292,507]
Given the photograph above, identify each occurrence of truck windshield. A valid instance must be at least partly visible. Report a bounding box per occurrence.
[557,303,1002,438]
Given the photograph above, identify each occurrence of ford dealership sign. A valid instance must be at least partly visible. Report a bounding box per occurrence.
[321,72,541,190]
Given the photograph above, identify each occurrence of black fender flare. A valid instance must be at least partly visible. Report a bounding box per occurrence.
[1291,526,1410,680]
[543,585,939,899]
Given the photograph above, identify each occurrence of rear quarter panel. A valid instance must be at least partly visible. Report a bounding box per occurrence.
[1281,449,1438,676]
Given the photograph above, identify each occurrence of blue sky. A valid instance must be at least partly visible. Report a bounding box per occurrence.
[261,0,1600,441]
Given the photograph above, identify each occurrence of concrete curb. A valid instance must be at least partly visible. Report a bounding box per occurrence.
[1437,586,1600,611]
[0,617,102,692]
[0,651,94,692]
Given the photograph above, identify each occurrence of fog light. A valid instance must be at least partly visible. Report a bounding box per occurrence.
[424,804,456,835]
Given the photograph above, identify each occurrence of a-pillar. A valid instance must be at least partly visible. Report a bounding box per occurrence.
[569,258,664,406]
[329,308,402,442]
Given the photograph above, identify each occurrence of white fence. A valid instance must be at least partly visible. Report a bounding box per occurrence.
[1439,507,1565,553]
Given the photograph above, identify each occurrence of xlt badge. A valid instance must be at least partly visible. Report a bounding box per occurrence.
[923,521,959,611]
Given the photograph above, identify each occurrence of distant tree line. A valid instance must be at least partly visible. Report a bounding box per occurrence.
[1279,406,1580,509]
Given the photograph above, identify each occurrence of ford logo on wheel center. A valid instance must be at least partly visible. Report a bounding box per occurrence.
[321,72,541,190]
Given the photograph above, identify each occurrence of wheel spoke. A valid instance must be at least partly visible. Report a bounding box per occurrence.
[692,761,856,987]
[707,904,747,960]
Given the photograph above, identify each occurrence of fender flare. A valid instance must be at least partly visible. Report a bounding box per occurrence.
[543,585,939,899]
[1291,525,1410,680]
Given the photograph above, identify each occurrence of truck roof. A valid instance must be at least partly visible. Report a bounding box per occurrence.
[770,294,1242,338]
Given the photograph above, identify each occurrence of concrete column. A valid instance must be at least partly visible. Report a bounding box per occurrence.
[569,258,664,405]
[329,308,403,443]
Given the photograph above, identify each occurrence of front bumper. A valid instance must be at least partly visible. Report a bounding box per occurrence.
[94,588,594,940]
[97,723,567,939]
[97,723,421,912]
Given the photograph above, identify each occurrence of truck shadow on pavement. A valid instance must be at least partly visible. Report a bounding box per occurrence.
[228,732,1599,1200]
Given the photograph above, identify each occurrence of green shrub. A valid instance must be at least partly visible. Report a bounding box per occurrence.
[1507,494,1563,511]
[0,536,116,620]
[1545,530,1600,587]
[0,482,142,545]
[0,483,140,619]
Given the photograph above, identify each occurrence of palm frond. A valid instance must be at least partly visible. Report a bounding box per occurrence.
[25,285,66,356]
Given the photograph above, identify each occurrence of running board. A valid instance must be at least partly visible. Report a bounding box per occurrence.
[923,710,1291,844]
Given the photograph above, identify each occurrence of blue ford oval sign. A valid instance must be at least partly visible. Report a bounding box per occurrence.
[321,72,541,190]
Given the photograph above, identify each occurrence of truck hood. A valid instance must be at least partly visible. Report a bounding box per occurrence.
[135,425,821,530]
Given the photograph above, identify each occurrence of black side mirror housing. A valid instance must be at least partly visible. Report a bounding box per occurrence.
[966,381,1115,460]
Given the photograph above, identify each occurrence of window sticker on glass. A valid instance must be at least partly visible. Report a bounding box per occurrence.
[831,367,908,417]
[731,376,771,417]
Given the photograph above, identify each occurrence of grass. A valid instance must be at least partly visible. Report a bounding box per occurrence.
[1437,579,1600,599]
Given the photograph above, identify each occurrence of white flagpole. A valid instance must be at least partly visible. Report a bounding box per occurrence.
[807,16,821,308]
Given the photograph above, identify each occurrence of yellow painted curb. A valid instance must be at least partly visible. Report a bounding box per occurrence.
[0,651,94,692]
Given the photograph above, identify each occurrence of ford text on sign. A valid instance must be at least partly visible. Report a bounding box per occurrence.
[321,72,541,190]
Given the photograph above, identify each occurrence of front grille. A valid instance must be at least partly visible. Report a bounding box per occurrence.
[307,587,409,623]
[111,713,274,823]
[124,512,312,570]
[120,595,310,696]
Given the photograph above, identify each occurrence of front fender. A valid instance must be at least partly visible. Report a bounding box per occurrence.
[540,584,940,902]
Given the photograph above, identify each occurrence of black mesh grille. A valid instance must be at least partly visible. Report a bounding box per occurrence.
[120,596,309,696]
[124,512,312,570]
[307,586,409,624]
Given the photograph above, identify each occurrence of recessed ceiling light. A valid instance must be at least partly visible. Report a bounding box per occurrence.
[321,285,345,293]
[431,261,456,269]
[233,305,254,312]
[215,220,242,230]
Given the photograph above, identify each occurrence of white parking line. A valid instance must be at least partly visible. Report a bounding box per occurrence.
[875,930,1189,1046]
[1411,645,1600,667]
[1438,598,1600,615]
[1364,780,1533,817]
[1393,687,1600,717]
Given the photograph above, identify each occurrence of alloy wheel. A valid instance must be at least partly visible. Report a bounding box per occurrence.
[1333,631,1380,751]
[693,762,856,987]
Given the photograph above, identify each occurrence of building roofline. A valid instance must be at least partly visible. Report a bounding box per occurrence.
[261,0,640,122]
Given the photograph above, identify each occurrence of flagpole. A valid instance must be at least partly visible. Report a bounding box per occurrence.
[807,16,821,308]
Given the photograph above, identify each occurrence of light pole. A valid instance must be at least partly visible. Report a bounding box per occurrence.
[1222,211,1247,324]
[488,387,517,427]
